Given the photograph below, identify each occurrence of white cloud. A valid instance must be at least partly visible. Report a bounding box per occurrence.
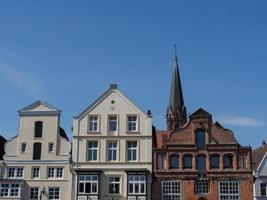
[218,116,264,127]
[0,63,46,98]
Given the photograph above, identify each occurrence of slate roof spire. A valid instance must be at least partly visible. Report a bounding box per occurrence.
[168,45,185,112]
[167,46,187,130]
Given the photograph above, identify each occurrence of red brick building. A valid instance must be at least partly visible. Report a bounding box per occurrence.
[152,50,254,200]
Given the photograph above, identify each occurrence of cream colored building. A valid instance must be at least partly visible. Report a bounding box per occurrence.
[72,84,153,200]
[0,101,72,200]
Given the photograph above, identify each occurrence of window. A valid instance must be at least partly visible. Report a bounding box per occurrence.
[157,154,166,170]
[128,175,146,195]
[128,115,138,132]
[224,154,233,169]
[34,121,43,138]
[107,141,117,161]
[87,141,98,161]
[33,142,42,160]
[195,181,209,194]
[8,168,23,178]
[210,154,220,169]
[219,181,239,200]
[108,116,118,134]
[161,181,182,200]
[89,115,99,132]
[183,154,192,169]
[56,168,63,178]
[127,141,137,161]
[32,167,40,179]
[48,143,54,153]
[48,168,63,179]
[78,175,98,194]
[48,187,60,200]
[30,187,39,200]
[0,184,22,197]
[109,177,120,194]
[10,184,20,197]
[21,143,27,153]
[197,155,206,174]
[170,154,179,169]
[261,183,267,197]
[196,130,205,149]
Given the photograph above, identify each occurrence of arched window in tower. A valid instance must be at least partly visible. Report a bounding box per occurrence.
[170,154,179,169]
[196,130,205,149]
[34,121,43,138]
[183,154,192,169]
[197,155,206,174]
[210,154,220,169]
[224,154,233,169]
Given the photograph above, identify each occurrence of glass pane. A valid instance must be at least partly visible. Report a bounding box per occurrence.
[196,131,205,149]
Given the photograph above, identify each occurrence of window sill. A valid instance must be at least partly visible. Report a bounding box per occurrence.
[87,131,101,134]
[126,131,140,134]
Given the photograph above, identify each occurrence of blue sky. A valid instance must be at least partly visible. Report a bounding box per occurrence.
[0,1,266,148]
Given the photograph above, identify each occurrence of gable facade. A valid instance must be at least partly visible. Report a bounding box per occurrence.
[72,84,153,200]
[0,101,72,200]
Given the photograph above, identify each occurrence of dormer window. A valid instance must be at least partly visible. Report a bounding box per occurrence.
[196,130,205,149]
[89,115,99,132]
[34,121,43,138]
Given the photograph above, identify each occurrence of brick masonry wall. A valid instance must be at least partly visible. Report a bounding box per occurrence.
[152,177,253,200]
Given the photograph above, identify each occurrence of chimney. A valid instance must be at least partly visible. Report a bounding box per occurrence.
[110,84,117,89]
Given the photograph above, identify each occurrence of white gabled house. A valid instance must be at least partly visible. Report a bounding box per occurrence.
[253,141,267,200]
[0,101,72,200]
[72,84,153,200]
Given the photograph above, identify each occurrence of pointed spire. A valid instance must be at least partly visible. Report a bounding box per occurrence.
[168,45,184,112]
[166,45,187,130]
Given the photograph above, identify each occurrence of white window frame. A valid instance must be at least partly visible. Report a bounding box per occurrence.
[127,115,138,132]
[7,167,24,179]
[32,167,40,179]
[108,115,118,135]
[0,183,22,198]
[48,187,60,200]
[21,143,27,153]
[88,115,100,132]
[161,180,182,200]
[108,176,120,194]
[78,175,98,194]
[87,141,98,161]
[47,167,64,179]
[127,141,138,161]
[218,181,240,200]
[30,187,39,200]
[48,142,54,153]
[261,183,267,197]
[107,141,118,161]
[195,181,209,194]
[128,175,146,195]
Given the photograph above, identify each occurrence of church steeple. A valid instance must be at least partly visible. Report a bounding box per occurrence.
[167,46,187,130]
